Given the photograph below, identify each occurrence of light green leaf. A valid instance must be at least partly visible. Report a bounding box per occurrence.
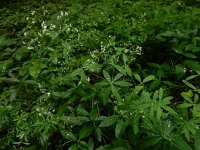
[103,70,111,83]
[194,130,200,150]
[88,138,94,150]
[69,144,78,150]
[111,85,121,102]
[159,88,163,101]
[157,107,162,121]
[99,115,119,127]
[115,120,124,138]
[114,80,132,87]
[134,74,141,83]
[177,103,193,108]
[113,73,123,81]
[185,75,198,81]
[142,75,155,83]
[61,130,77,141]
[95,128,102,142]
[125,65,132,77]
[162,106,178,116]
[182,80,196,90]
[123,54,128,63]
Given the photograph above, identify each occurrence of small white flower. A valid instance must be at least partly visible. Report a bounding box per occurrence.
[31,11,35,15]
[27,46,34,50]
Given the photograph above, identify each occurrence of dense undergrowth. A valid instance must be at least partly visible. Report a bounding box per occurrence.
[1,0,200,149]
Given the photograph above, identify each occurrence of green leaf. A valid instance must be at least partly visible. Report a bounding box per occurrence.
[99,115,119,127]
[125,65,132,77]
[162,106,178,116]
[182,80,196,90]
[29,62,46,79]
[69,144,78,150]
[88,138,94,150]
[185,75,198,81]
[111,85,121,102]
[142,75,155,84]
[142,137,162,148]
[61,130,77,141]
[115,65,126,75]
[123,54,128,63]
[115,120,124,138]
[157,107,162,121]
[95,128,102,142]
[174,137,193,150]
[82,59,101,72]
[194,130,200,150]
[103,70,111,83]
[79,125,94,140]
[134,74,141,83]
[114,80,132,87]
[159,88,163,101]
[113,73,123,81]
[177,103,193,108]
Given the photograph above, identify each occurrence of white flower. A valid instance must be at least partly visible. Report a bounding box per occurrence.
[31,11,35,15]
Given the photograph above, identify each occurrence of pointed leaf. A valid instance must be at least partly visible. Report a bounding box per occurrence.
[114,80,132,87]
[113,73,123,81]
[111,85,121,102]
[134,74,141,83]
[99,115,119,127]
[103,70,111,83]
[79,125,93,139]
[142,75,155,83]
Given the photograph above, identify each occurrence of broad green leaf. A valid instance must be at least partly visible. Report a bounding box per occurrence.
[69,144,78,150]
[113,73,123,81]
[162,106,178,116]
[99,115,119,127]
[132,115,140,134]
[142,75,155,83]
[161,96,173,105]
[114,80,132,87]
[79,125,94,139]
[149,80,160,90]
[95,128,102,142]
[182,80,196,90]
[61,130,77,141]
[29,62,46,79]
[153,90,159,100]
[115,120,124,138]
[181,92,193,103]
[157,107,162,121]
[111,85,121,102]
[82,59,101,72]
[125,65,132,77]
[159,88,163,101]
[123,54,128,63]
[115,65,126,75]
[103,70,111,83]
[185,75,198,81]
[134,74,141,83]
[174,137,193,150]
[88,138,94,150]
[177,103,193,108]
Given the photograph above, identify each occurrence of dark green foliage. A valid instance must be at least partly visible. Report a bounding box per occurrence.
[0,0,200,149]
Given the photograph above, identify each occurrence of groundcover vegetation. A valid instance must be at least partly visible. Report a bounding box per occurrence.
[1,0,200,149]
